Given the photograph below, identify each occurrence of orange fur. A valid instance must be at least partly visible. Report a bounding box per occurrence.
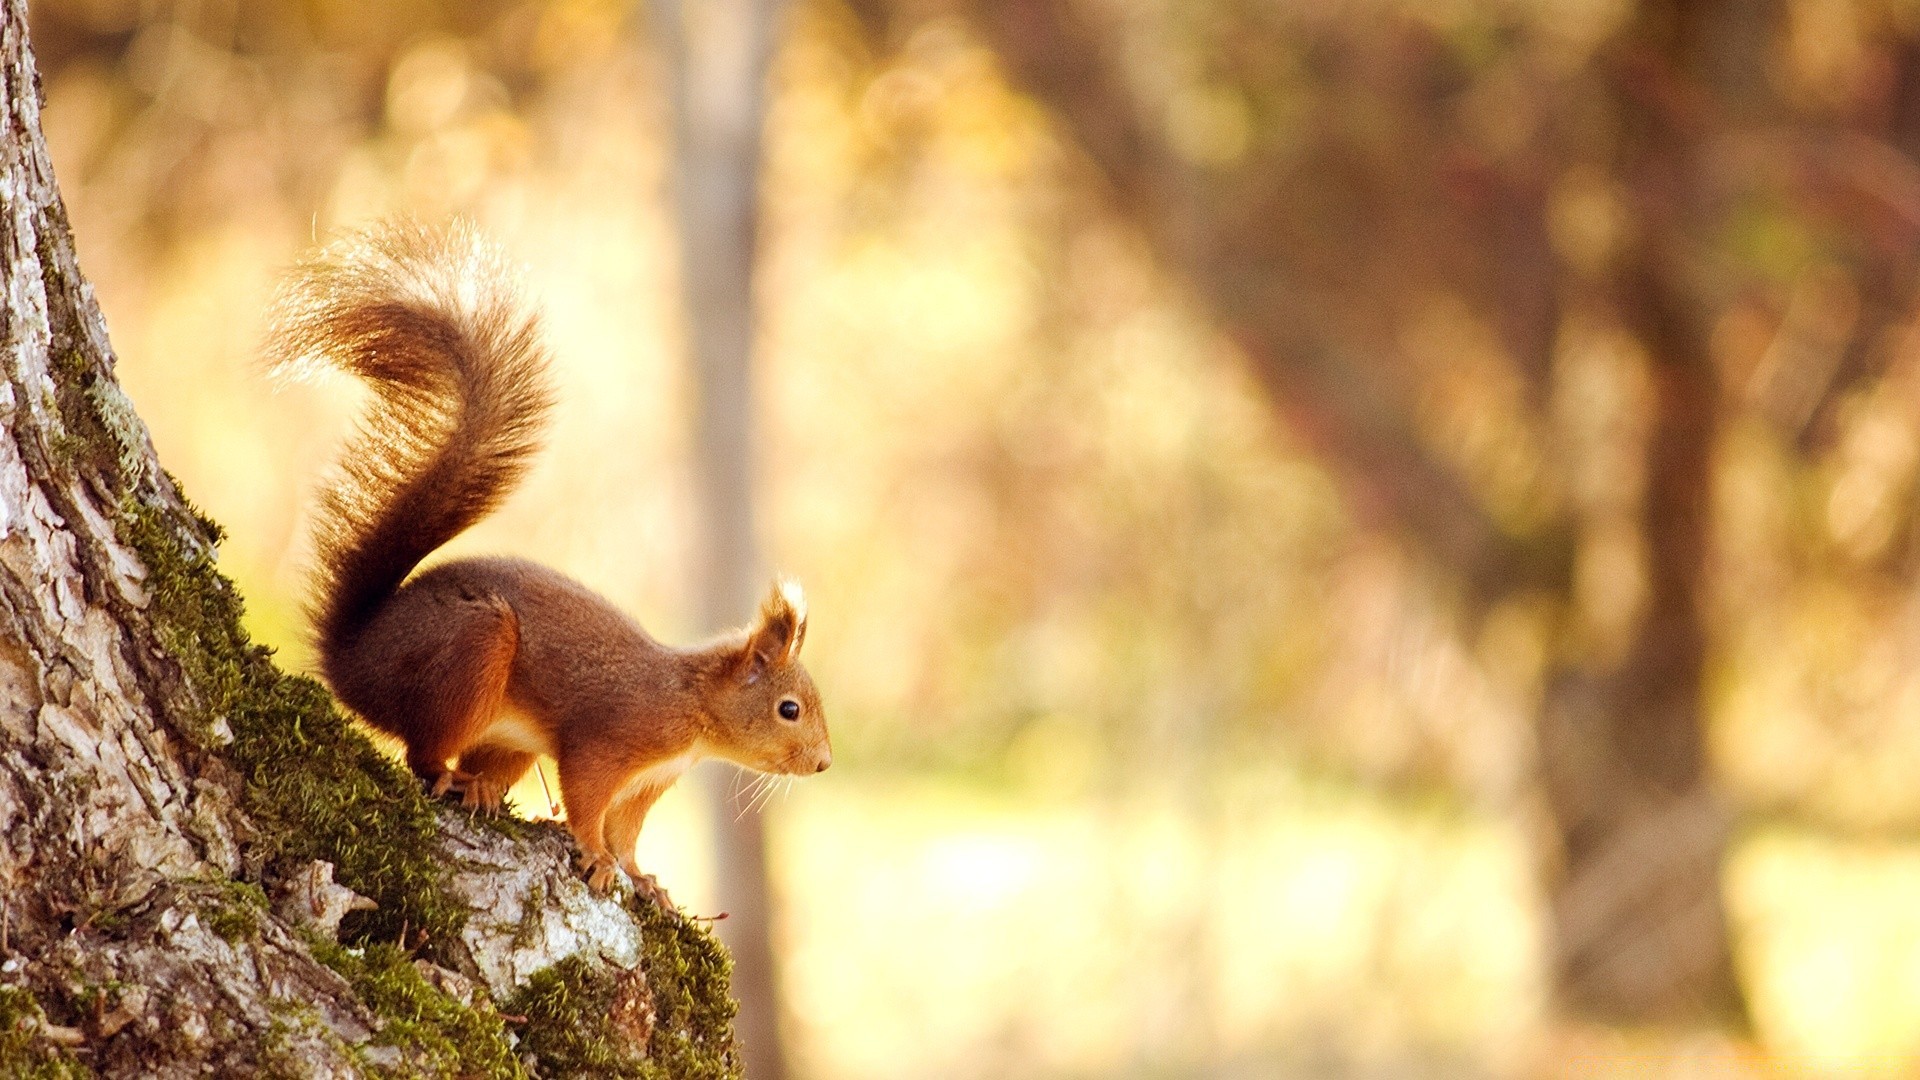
[272,221,831,897]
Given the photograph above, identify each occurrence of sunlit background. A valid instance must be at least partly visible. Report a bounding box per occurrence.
[32,0,1920,1075]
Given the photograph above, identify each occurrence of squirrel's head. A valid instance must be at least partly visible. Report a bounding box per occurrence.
[706,579,830,776]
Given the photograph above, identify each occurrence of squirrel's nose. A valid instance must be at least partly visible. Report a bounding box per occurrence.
[814,750,831,773]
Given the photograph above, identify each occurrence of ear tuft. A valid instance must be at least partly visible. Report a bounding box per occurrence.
[746,577,808,671]
[776,578,806,625]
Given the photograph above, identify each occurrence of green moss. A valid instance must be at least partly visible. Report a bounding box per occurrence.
[506,956,653,1077]
[43,351,90,463]
[0,986,92,1080]
[41,323,512,1064]
[507,904,741,1080]
[510,883,546,952]
[67,981,128,1023]
[309,941,523,1080]
[194,877,270,944]
[116,497,467,952]
[629,902,741,1079]
[39,256,468,955]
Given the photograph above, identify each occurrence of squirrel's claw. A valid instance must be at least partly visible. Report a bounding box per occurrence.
[430,769,510,814]
[629,872,675,910]
[429,769,475,800]
[586,865,620,894]
[576,853,672,903]
[578,851,621,894]
[459,775,510,813]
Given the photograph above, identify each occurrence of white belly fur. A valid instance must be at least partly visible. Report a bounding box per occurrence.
[613,749,699,804]
[474,706,553,756]
[474,711,701,803]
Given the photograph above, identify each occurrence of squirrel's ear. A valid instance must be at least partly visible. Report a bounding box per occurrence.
[742,579,807,677]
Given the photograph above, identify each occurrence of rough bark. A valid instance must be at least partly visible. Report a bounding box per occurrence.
[648,1,792,1077]
[0,1,741,1075]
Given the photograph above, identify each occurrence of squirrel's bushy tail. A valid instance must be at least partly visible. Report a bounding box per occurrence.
[267,220,554,656]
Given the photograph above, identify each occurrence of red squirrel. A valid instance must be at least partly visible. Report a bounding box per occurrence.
[268,220,830,896]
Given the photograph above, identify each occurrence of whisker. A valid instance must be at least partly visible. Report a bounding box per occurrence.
[733,769,774,813]
[735,773,776,822]
[732,775,761,816]
[747,773,780,816]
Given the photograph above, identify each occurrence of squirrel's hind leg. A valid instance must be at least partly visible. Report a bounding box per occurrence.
[454,745,537,812]
[398,594,520,800]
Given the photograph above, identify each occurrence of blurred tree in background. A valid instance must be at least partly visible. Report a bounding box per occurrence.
[649,0,791,1075]
[849,0,1765,1026]
[31,0,1920,1074]
[847,0,1920,1034]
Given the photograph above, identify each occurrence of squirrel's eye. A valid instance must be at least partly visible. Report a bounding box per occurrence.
[778,699,801,721]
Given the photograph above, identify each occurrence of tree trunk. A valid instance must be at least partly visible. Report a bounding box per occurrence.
[647,1,791,1077]
[0,1,741,1074]
[1534,0,1751,1026]
[1538,259,1737,1020]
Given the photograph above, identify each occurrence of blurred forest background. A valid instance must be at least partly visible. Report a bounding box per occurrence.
[28,0,1920,1075]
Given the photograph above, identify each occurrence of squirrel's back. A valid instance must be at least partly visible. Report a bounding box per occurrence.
[267,220,555,659]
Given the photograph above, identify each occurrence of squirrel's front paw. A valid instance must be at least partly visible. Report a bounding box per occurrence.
[628,871,676,910]
[577,851,621,894]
